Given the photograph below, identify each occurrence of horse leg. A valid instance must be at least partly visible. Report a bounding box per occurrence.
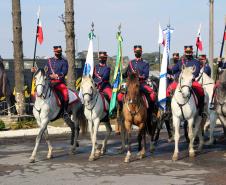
[165,119,173,142]
[183,120,189,143]
[119,118,126,153]
[205,111,217,145]
[137,128,146,159]
[89,119,99,161]
[124,121,132,163]
[101,120,112,155]
[65,118,76,154]
[187,117,197,158]
[43,129,53,159]
[30,118,48,163]
[172,115,180,161]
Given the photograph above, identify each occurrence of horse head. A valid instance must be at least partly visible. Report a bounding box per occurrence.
[81,75,97,104]
[33,68,47,97]
[126,72,140,103]
[179,65,195,98]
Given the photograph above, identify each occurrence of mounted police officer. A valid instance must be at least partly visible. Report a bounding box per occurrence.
[216,57,226,70]
[32,45,69,118]
[167,52,182,82]
[93,51,112,101]
[118,45,156,104]
[198,54,211,77]
[166,46,205,116]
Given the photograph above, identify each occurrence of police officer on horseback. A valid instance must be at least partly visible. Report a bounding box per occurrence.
[198,54,211,77]
[120,45,156,104]
[32,45,69,118]
[168,52,182,82]
[166,46,205,116]
[93,51,112,101]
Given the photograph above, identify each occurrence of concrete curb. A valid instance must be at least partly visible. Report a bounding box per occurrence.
[0,125,116,139]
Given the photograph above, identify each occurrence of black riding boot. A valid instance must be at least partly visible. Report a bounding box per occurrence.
[198,95,205,117]
[63,100,70,121]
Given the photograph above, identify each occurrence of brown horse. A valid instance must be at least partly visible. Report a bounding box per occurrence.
[123,72,155,163]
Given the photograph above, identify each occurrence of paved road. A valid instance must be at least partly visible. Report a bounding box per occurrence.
[1,130,226,185]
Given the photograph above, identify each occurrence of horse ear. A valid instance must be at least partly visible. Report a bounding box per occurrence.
[192,65,196,73]
[182,64,186,71]
[44,66,48,73]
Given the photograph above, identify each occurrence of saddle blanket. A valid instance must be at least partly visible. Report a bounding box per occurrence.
[54,89,80,107]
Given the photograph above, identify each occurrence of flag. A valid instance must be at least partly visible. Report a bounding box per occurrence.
[224,25,226,40]
[83,32,95,76]
[37,20,43,44]
[158,24,165,46]
[109,32,123,116]
[196,24,203,51]
[158,25,174,111]
[79,31,95,102]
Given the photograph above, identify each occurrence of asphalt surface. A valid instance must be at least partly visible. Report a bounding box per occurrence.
[1,129,226,185]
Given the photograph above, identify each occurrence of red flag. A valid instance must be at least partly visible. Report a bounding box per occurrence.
[196,24,203,51]
[37,20,43,44]
[224,30,226,41]
[158,24,165,46]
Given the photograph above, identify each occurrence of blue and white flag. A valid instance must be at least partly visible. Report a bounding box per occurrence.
[158,25,174,110]
[83,31,95,76]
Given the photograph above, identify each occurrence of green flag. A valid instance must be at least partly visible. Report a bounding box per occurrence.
[109,32,123,116]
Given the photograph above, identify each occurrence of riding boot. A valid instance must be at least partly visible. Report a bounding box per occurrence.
[63,100,70,121]
[198,95,205,117]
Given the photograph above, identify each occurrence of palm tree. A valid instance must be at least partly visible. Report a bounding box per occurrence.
[12,0,25,115]
[64,0,76,90]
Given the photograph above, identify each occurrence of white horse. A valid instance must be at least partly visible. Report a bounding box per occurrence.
[197,70,217,145]
[171,65,203,161]
[80,75,112,161]
[30,68,86,163]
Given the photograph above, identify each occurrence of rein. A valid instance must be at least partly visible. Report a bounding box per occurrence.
[176,78,193,120]
[125,94,142,117]
[83,87,99,111]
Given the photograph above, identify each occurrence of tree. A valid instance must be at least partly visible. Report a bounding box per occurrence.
[64,0,76,90]
[12,0,25,115]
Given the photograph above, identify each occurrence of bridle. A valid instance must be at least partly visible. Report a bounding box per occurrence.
[176,76,193,120]
[82,85,99,111]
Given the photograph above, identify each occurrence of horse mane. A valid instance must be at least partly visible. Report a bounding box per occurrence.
[128,72,139,84]
[34,68,45,77]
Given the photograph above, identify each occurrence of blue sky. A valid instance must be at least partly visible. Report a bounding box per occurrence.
[0,0,226,59]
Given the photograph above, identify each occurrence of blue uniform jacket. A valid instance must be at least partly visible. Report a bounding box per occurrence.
[123,59,149,81]
[183,57,201,78]
[46,57,68,81]
[168,60,182,80]
[93,63,111,89]
[218,61,226,69]
[203,63,211,77]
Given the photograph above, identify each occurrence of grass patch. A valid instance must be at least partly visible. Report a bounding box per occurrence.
[10,117,38,130]
[0,119,6,130]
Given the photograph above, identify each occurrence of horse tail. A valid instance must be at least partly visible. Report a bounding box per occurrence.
[76,103,87,135]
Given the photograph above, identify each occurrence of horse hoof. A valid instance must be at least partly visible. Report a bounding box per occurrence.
[69,149,76,155]
[101,149,106,156]
[124,157,130,163]
[168,137,174,143]
[172,154,178,161]
[137,152,145,160]
[47,154,53,159]
[29,157,35,163]
[189,151,195,158]
[89,156,95,161]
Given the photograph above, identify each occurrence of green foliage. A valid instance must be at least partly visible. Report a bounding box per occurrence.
[10,118,37,130]
[0,120,5,130]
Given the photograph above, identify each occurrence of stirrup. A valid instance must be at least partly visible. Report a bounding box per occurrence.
[209,103,215,110]
[63,111,70,121]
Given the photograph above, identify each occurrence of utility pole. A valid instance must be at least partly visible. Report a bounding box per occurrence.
[209,0,214,78]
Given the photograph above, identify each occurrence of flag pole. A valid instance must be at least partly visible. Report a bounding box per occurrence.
[29,7,40,106]
[158,45,161,72]
[32,6,40,68]
[219,24,226,58]
[195,44,199,59]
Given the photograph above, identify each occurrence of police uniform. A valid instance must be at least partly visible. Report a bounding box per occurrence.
[93,51,112,100]
[198,54,211,77]
[218,59,226,69]
[45,46,69,105]
[118,45,156,103]
[167,53,182,81]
